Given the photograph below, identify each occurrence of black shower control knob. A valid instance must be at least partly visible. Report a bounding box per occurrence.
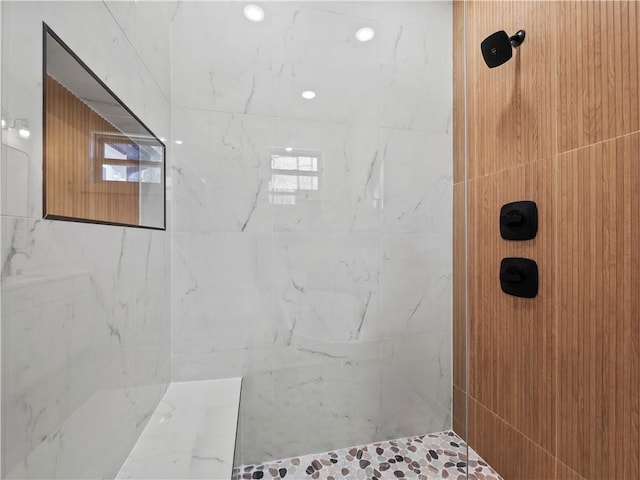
[501,211,525,227]
[500,258,538,298]
[499,201,538,240]
[504,266,525,284]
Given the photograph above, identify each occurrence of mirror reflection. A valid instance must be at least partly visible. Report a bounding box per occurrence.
[43,24,165,229]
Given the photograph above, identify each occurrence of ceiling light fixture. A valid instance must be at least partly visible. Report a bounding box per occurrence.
[174,140,183,145]
[301,90,316,100]
[243,4,265,22]
[355,27,375,42]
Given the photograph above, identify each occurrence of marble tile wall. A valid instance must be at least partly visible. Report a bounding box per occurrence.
[170,1,453,466]
[1,2,172,478]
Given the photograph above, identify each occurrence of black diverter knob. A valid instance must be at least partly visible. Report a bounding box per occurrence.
[499,201,538,240]
[500,258,538,298]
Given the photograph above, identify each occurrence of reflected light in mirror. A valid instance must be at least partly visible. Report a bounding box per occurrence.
[355,27,375,42]
[243,4,265,22]
[15,119,31,139]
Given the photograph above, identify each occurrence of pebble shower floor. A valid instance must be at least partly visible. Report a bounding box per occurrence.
[233,431,501,480]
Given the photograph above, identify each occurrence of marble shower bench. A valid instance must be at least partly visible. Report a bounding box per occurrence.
[116,378,242,480]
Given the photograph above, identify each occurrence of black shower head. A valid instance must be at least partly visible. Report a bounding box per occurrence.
[480,29,526,68]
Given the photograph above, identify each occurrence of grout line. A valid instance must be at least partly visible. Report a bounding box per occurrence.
[468,394,557,461]
[102,1,171,106]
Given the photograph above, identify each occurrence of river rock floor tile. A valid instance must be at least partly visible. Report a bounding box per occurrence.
[233,430,501,480]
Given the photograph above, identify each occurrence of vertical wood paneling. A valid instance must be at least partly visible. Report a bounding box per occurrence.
[453,183,466,391]
[469,398,556,480]
[45,75,139,225]
[467,0,557,179]
[557,132,640,479]
[558,1,640,153]
[556,461,585,480]
[469,158,556,453]
[452,181,467,441]
[457,2,640,478]
[453,385,466,441]
[453,0,467,185]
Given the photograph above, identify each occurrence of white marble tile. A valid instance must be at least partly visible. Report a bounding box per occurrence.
[166,1,452,473]
[115,378,242,480]
[268,120,382,233]
[171,108,273,233]
[237,361,381,466]
[245,340,381,373]
[301,1,453,34]
[172,108,382,234]
[271,232,380,345]
[171,3,384,125]
[381,128,453,234]
[133,228,172,436]
[171,231,272,377]
[377,21,453,132]
[380,233,452,337]
[379,333,452,441]
[5,385,142,480]
[1,2,171,477]
[172,350,248,383]
[103,1,173,101]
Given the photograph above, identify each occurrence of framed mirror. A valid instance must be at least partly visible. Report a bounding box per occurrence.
[43,23,166,230]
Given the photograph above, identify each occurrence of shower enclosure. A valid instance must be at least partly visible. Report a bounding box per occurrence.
[169,1,455,467]
[4,1,636,477]
[1,1,471,479]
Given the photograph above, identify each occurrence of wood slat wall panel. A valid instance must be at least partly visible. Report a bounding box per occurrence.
[453,0,466,185]
[556,461,586,480]
[469,158,556,453]
[452,180,467,441]
[557,1,640,153]
[469,398,556,480]
[556,132,640,479]
[453,385,466,441]
[453,182,466,391]
[457,2,640,478]
[45,75,139,225]
[466,0,557,180]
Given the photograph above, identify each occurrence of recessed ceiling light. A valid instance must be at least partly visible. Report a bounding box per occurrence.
[174,140,183,145]
[243,4,265,22]
[285,147,293,152]
[159,137,167,142]
[301,90,316,100]
[355,27,375,42]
